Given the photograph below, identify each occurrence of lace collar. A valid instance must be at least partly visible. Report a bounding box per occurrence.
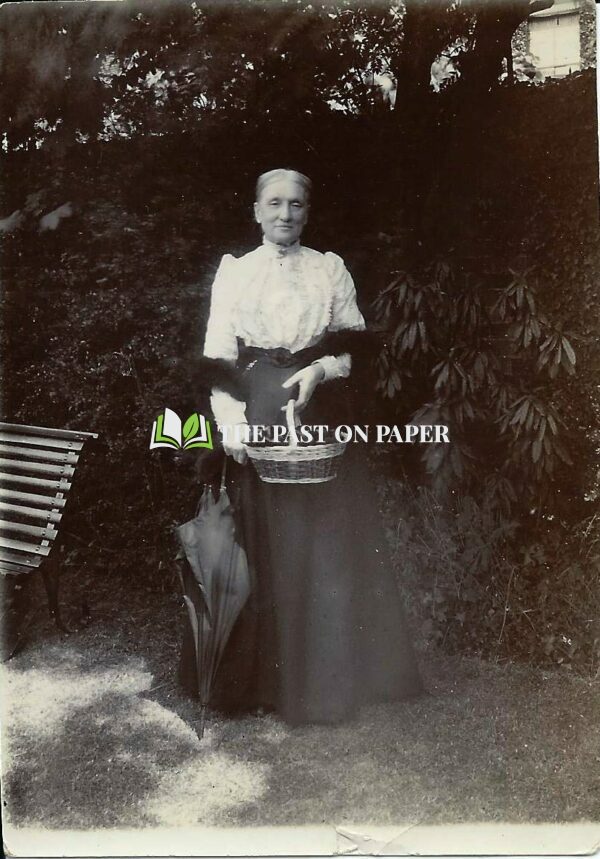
[260,237,302,259]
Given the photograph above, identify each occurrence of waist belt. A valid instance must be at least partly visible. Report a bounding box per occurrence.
[237,339,324,370]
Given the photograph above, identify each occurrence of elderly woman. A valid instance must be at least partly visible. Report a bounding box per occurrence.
[181,168,422,725]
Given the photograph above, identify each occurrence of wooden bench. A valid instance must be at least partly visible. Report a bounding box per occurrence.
[0,422,98,646]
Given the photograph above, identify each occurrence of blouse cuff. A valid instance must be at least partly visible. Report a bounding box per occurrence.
[313,353,352,381]
[210,389,248,430]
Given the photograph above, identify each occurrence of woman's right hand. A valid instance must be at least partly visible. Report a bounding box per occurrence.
[223,423,248,465]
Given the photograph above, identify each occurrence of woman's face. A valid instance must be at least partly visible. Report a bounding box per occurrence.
[254,177,309,246]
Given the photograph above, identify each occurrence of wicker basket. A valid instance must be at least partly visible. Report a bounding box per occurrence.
[247,399,346,484]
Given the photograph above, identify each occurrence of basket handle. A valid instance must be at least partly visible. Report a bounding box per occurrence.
[219,456,227,494]
[285,398,299,448]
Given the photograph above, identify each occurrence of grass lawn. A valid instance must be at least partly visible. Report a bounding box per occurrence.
[2,570,600,832]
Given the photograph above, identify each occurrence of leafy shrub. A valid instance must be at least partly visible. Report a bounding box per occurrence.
[368,73,599,673]
[373,260,580,508]
[379,471,600,676]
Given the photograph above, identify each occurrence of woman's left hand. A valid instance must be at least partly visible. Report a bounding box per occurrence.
[282,363,325,412]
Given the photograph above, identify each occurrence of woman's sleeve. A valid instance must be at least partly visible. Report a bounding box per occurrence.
[313,252,366,381]
[203,255,248,427]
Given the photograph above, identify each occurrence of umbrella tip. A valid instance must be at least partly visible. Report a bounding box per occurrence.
[197,725,219,748]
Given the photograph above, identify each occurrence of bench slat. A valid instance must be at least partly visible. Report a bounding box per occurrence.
[0,521,58,540]
[0,473,72,491]
[0,502,63,523]
[0,488,66,508]
[0,558,35,576]
[0,535,51,556]
[0,423,98,442]
[0,458,75,477]
[0,549,44,570]
[0,432,85,451]
[0,422,98,585]
[0,443,79,464]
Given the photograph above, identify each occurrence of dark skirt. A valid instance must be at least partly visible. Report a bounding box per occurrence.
[179,346,423,725]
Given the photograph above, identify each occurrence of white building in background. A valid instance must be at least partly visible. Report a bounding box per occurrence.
[530,1,582,76]
[519,0,596,78]
[360,0,595,108]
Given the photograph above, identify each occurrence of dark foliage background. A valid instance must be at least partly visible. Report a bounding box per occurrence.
[1,0,599,673]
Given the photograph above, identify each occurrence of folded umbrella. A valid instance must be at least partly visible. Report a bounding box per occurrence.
[176,460,251,737]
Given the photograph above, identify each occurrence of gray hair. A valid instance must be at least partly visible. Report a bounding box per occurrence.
[255,168,312,201]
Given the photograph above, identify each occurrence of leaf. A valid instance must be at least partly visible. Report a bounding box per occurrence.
[554,440,573,465]
[435,363,449,390]
[561,336,576,367]
[525,290,536,313]
[183,413,200,441]
[525,407,535,432]
[516,284,524,307]
[511,400,530,426]
[554,342,562,365]
[560,348,576,375]
[407,321,417,349]
[536,417,547,443]
[392,326,404,347]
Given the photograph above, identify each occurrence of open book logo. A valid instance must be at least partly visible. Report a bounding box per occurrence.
[150,408,213,451]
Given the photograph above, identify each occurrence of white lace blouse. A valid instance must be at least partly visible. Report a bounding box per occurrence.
[203,239,366,426]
